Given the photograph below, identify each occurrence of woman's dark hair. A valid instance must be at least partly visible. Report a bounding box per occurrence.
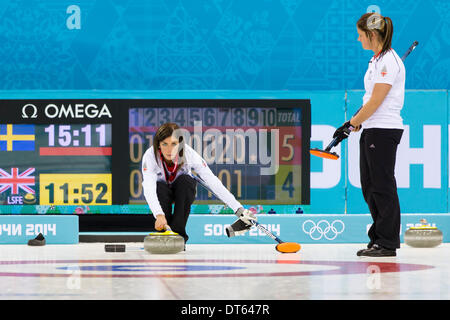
[153,122,185,163]
[357,12,393,57]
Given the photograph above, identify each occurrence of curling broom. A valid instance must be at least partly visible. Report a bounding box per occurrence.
[190,173,301,253]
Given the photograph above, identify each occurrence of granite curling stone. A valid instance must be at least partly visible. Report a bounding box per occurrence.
[144,227,185,254]
[404,219,443,248]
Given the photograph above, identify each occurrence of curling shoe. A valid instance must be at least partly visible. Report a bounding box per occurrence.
[356,242,374,256]
[27,233,46,246]
[358,244,396,257]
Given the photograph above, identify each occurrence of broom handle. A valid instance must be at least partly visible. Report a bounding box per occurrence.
[190,173,285,245]
[325,137,339,151]
[252,220,283,244]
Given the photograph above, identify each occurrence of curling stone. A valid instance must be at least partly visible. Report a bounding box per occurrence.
[144,226,185,254]
[404,219,443,248]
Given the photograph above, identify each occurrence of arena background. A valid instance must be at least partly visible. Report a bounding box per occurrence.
[0,0,449,244]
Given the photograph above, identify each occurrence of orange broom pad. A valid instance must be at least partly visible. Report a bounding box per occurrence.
[276,242,301,253]
[310,149,339,160]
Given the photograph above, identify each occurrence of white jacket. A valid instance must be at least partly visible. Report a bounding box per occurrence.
[141,144,242,218]
[362,49,405,129]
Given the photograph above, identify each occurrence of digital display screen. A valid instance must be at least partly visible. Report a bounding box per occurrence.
[0,123,112,207]
[0,99,310,215]
[129,105,304,204]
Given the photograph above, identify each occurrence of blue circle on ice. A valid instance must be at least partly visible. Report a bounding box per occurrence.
[58,265,247,272]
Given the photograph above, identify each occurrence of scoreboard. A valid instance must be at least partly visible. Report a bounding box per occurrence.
[0,99,310,214]
[0,101,115,210]
[129,102,307,204]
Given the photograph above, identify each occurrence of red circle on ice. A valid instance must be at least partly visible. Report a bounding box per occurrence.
[0,259,434,278]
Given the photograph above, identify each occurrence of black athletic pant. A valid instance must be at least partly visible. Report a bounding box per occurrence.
[156,174,197,243]
[360,128,403,250]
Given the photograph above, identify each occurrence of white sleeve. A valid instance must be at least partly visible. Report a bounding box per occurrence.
[374,54,399,86]
[141,148,165,218]
[187,146,243,213]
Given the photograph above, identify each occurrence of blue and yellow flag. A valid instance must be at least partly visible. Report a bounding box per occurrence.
[0,124,35,151]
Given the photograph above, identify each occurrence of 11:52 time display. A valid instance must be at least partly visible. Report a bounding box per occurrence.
[40,174,112,205]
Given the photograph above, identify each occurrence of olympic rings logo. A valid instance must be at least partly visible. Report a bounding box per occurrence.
[302,220,345,240]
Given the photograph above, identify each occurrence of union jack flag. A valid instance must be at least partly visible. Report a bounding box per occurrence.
[0,168,35,195]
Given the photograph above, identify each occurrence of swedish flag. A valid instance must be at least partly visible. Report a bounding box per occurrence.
[0,124,35,151]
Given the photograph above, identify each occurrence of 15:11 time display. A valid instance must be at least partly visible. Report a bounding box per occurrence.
[44,124,108,147]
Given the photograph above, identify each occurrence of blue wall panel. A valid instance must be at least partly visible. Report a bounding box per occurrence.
[346,90,448,214]
[308,91,346,213]
[0,0,448,90]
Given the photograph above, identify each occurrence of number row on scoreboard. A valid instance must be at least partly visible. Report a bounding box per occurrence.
[129,107,301,128]
[128,165,301,204]
[128,126,303,166]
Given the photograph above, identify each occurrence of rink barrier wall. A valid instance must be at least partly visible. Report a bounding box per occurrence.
[185,214,450,244]
[0,215,78,244]
[1,214,445,245]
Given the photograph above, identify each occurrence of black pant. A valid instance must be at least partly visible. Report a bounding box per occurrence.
[360,128,403,249]
[155,174,197,243]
